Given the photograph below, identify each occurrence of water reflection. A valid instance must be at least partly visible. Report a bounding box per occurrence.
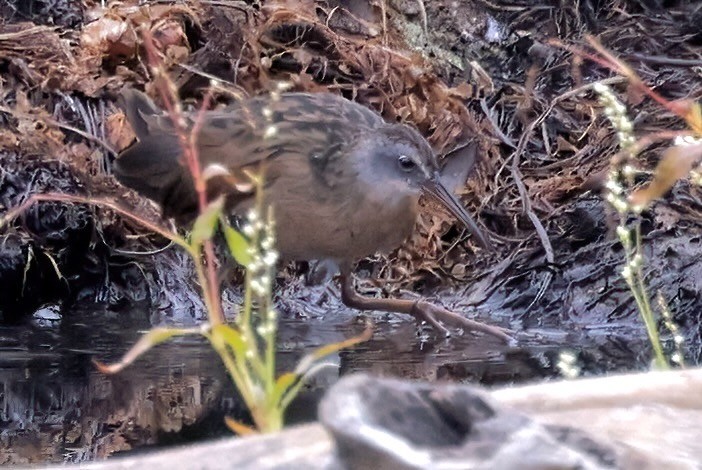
[0,303,649,465]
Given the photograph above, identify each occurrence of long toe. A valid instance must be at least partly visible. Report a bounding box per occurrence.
[412,300,514,344]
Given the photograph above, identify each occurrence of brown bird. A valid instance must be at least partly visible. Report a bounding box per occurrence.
[113,88,510,342]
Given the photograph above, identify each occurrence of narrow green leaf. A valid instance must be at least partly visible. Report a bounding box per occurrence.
[222,222,251,267]
[208,323,248,356]
[280,363,336,412]
[191,197,224,247]
[294,324,373,375]
[93,327,201,374]
[224,416,258,436]
[269,372,299,407]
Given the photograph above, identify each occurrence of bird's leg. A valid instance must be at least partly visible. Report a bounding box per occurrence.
[338,269,513,343]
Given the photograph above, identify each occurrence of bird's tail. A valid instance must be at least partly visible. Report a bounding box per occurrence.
[113,89,197,220]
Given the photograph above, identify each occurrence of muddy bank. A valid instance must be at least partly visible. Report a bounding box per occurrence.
[0,0,701,409]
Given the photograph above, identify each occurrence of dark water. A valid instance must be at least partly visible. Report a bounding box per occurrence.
[0,302,651,466]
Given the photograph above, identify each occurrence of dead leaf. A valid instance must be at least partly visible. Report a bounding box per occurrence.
[107,111,136,151]
[629,142,702,208]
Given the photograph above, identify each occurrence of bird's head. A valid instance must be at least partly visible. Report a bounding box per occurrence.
[354,123,492,250]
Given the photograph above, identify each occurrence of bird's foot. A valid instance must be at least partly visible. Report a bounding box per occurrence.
[339,271,513,344]
[410,299,513,344]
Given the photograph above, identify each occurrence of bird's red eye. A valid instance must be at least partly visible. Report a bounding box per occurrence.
[398,154,416,172]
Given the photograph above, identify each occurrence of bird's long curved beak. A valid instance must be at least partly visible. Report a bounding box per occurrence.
[425,174,493,250]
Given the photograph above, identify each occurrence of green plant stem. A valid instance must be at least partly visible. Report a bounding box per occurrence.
[633,226,668,368]
[264,306,276,396]
[191,252,220,328]
[210,334,282,432]
[626,225,668,369]
[628,274,666,367]
[241,266,253,329]
[202,240,224,325]
[208,336,257,414]
[634,272,667,368]
[240,269,266,380]
[233,261,267,389]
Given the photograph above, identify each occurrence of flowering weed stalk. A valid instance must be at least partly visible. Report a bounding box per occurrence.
[595,82,685,369]
[555,36,702,368]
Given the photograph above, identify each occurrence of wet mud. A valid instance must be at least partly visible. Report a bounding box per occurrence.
[1,0,702,464]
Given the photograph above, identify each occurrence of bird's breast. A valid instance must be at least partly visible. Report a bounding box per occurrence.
[257,169,420,263]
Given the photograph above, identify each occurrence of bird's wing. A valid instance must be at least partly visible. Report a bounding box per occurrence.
[115,89,383,219]
[118,88,164,141]
[195,93,383,188]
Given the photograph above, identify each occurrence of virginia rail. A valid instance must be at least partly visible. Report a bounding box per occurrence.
[113,89,510,342]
